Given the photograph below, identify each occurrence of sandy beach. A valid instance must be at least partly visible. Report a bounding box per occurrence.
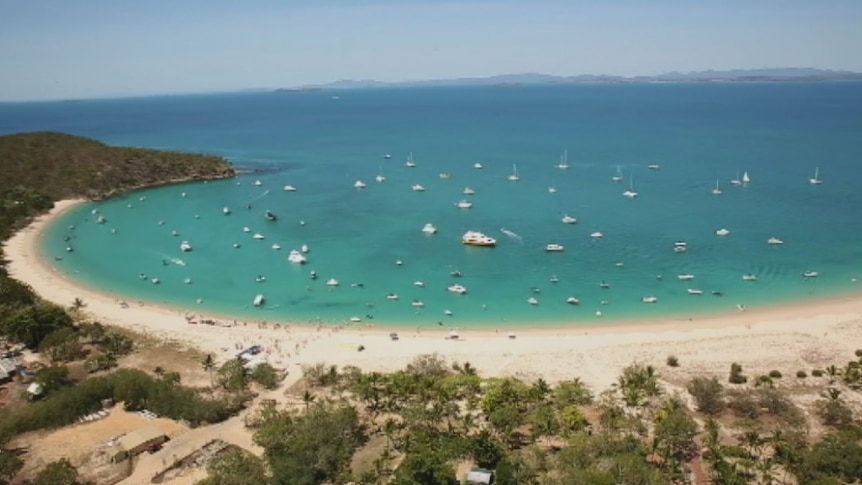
[6,199,862,391]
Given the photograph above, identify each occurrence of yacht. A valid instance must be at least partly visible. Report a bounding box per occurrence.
[386,293,399,300]
[461,231,496,246]
[711,179,722,195]
[265,210,277,221]
[474,162,483,169]
[422,223,437,234]
[223,207,231,215]
[412,184,425,192]
[641,296,658,303]
[287,250,307,264]
[326,278,339,286]
[677,274,695,281]
[405,152,417,168]
[271,243,281,250]
[180,241,192,252]
[527,297,539,305]
[448,284,468,294]
[463,187,476,195]
[590,232,604,239]
[612,166,623,182]
[687,288,703,295]
[283,185,297,192]
[508,164,520,181]
[566,297,580,305]
[648,164,660,171]
[556,150,569,169]
[674,242,688,253]
[742,274,758,281]
[715,228,730,237]
[456,200,473,209]
[253,294,264,307]
[562,214,577,224]
[254,180,263,187]
[767,237,784,245]
[545,243,565,252]
[354,180,367,189]
[803,271,819,278]
[809,167,822,185]
[253,233,265,240]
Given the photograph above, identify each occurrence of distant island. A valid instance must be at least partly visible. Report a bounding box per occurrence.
[278,67,862,91]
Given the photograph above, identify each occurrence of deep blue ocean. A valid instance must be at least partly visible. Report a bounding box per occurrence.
[2,83,862,328]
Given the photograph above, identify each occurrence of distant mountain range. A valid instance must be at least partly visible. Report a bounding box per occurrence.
[277,68,862,91]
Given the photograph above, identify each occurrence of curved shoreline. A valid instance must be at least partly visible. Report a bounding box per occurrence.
[6,199,862,390]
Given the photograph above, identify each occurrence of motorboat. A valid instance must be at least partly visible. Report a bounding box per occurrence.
[444,309,453,316]
[590,232,604,239]
[448,284,467,294]
[222,207,231,216]
[615,262,624,268]
[384,154,392,159]
[767,237,784,245]
[96,215,107,224]
[271,243,281,250]
[677,274,695,281]
[354,180,367,189]
[463,187,476,195]
[283,185,297,191]
[461,231,496,247]
[439,173,451,179]
[549,275,560,283]
[674,242,687,253]
[545,243,565,252]
[687,288,703,295]
[151,278,160,285]
[456,200,473,209]
[411,300,425,308]
[562,214,577,224]
[412,184,425,192]
[715,228,730,236]
[301,244,309,253]
[395,259,403,266]
[405,152,417,167]
[648,164,660,171]
[180,241,192,252]
[309,271,317,280]
[422,223,437,234]
[253,294,264,307]
[599,281,610,289]
[566,297,580,305]
[254,180,262,186]
[809,167,822,185]
[642,296,658,303]
[265,210,277,221]
[450,270,462,277]
[253,233,264,240]
[414,281,425,287]
[287,250,307,264]
[171,230,180,236]
[183,278,192,284]
[531,286,541,293]
[65,246,74,252]
[243,226,251,233]
[255,275,266,282]
[474,162,483,169]
[803,271,819,278]
[326,278,339,286]
[386,293,399,300]
[349,316,362,323]
[233,242,240,248]
[742,274,758,281]
[527,297,539,305]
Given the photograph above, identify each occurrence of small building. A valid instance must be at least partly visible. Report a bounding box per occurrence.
[118,426,167,457]
[105,444,128,463]
[465,468,494,484]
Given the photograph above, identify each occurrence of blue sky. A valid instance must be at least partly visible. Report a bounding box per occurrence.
[1,0,861,101]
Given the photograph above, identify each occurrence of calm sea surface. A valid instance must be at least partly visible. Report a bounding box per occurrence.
[2,83,862,328]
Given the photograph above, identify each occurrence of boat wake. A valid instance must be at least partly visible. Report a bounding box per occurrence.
[500,228,522,241]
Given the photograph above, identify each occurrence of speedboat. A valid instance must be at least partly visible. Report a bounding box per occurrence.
[448,284,467,294]
[386,293,399,300]
[151,278,160,285]
[527,297,538,305]
[562,214,577,224]
[326,278,339,286]
[566,296,580,305]
[456,200,473,209]
[767,237,784,245]
[642,296,658,303]
[354,180,367,189]
[253,294,264,307]
[412,184,425,192]
[687,288,703,295]
[590,232,604,239]
[648,164,660,171]
[742,274,758,281]
[715,228,730,236]
[253,233,264,240]
[545,243,565,252]
[674,242,688,252]
[283,185,297,191]
[265,210,277,221]
[450,270,462,277]
[287,250,307,264]
[803,271,819,278]
[271,243,281,250]
[677,274,695,281]
[180,241,192,252]
[461,231,496,246]
[223,207,231,215]
[599,281,610,289]
[463,187,476,195]
[422,223,437,234]
[414,281,425,287]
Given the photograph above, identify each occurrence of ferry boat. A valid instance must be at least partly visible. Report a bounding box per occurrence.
[461,231,496,247]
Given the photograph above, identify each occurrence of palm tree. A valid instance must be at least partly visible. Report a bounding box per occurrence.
[201,354,215,386]
[824,364,841,384]
[153,366,165,377]
[302,389,316,411]
[70,297,86,313]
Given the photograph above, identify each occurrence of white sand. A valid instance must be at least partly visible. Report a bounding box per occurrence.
[6,199,862,391]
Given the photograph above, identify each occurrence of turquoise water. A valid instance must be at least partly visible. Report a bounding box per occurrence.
[3,83,862,328]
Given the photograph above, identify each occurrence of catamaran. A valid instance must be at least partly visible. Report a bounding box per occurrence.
[622,175,638,198]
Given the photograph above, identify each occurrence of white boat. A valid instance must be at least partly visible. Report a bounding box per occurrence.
[456,200,473,209]
[444,309,453,316]
[767,237,784,245]
[677,274,695,281]
[742,171,751,185]
[354,180,367,189]
[180,241,192,252]
[422,223,437,234]
[412,184,425,192]
[283,185,297,191]
[508,164,520,181]
[566,297,580,305]
[527,297,538,305]
[562,214,577,224]
[223,207,231,215]
[243,226,251,233]
[253,294,264,307]
[386,293,399,300]
[648,164,660,171]
[545,243,565,252]
[405,152,417,168]
[687,288,703,295]
[414,281,425,287]
[463,187,476,195]
[803,271,819,278]
[349,316,362,323]
[642,296,658,303]
[384,154,392,159]
[448,284,468,294]
[474,162,483,169]
[253,233,264,240]
[715,228,730,236]
[265,210,277,221]
[809,167,822,185]
[171,230,180,236]
[462,231,496,246]
[730,169,742,186]
[612,166,623,182]
[556,150,569,169]
[590,231,604,239]
[255,275,266,282]
[271,243,281,250]
[151,278,160,285]
[711,179,722,195]
[622,175,638,198]
[376,165,386,183]
[439,173,451,179]
[287,250,307,264]
[742,274,758,281]
[411,300,424,308]
[96,215,106,224]
[183,278,192,284]
[233,242,240,248]
[254,180,262,187]
[301,244,309,253]
[326,278,339,286]
[548,182,557,194]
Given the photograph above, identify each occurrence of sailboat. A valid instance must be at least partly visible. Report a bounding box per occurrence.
[556,150,569,169]
[548,179,557,193]
[375,164,386,183]
[742,171,751,185]
[622,176,638,198]
[730,169,742,186]
[405,152,416,168]
[809,167,822,185]
[508,164,520,182]
[612,166,623,182]
[711,178,722,195]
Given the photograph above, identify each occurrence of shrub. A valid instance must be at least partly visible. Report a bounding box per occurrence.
[817,399,854,427]
[729,363,747,384]
[768,370,782,379]
[666,355,679,367]
[812,369,824,377]
[686,377,725,415]
[796,370,808,378]
[755,375,774,388]
[855,349,862,358]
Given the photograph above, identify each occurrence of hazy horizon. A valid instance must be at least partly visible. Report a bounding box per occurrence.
[2,0,862,101]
